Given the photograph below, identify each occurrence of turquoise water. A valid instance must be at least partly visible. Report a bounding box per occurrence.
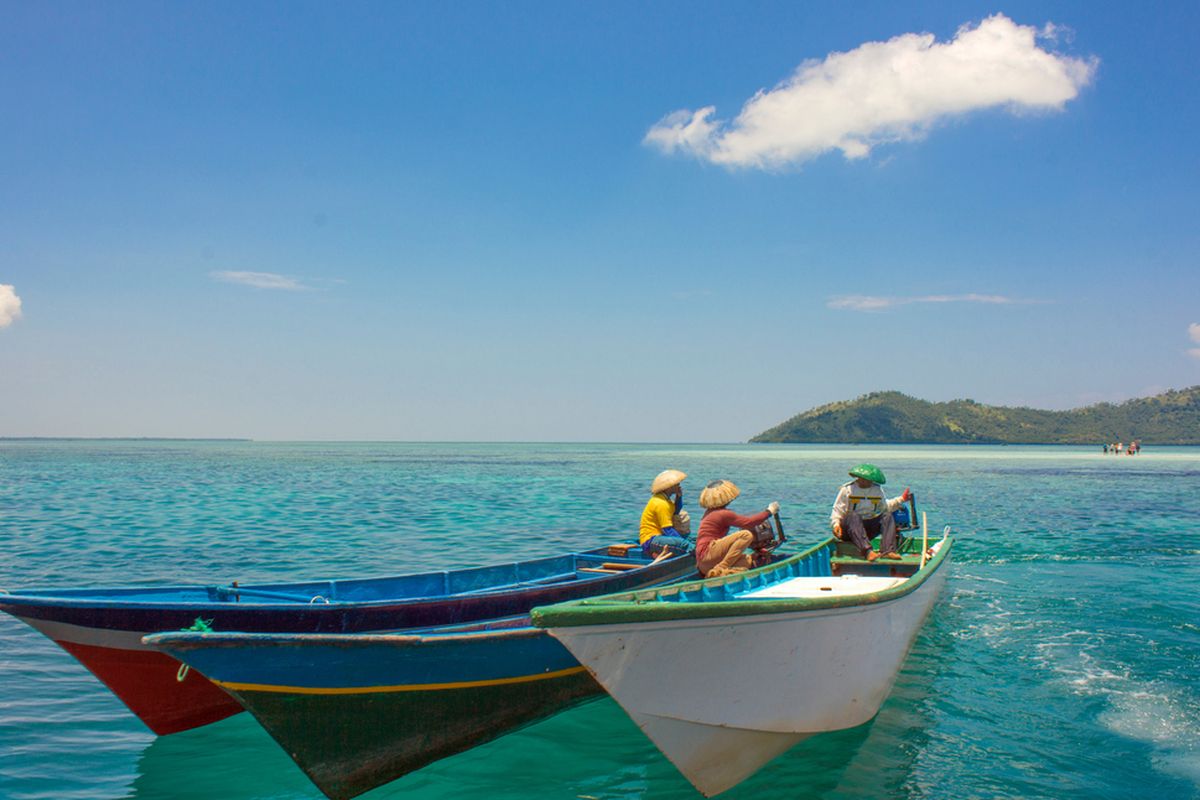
[2,441,1198,800]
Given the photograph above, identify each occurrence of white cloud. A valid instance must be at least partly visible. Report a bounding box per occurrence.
[827,295,899,312]
[645,14,1098,169]
[210,271,308,290]
[1188,323,1200,359]
[828,293,1030,312]
[0,284,22,328]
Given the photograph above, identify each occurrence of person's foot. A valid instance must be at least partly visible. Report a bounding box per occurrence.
[883,551,903,560]
[865,550,880,562]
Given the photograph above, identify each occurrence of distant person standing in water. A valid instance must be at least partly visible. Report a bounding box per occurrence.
[830,464,910,561]
[639,469,691,557]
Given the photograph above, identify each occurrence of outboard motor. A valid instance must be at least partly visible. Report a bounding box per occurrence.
[749,513,788,552]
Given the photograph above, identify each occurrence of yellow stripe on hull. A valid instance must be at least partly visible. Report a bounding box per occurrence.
[215,665,589,695]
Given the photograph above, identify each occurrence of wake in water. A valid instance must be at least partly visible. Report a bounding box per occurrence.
[1037,631,1200,787]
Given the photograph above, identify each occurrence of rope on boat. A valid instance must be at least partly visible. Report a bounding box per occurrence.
[309,595,330,604]
[173,618,214,682]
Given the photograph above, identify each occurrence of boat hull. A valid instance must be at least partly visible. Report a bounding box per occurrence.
[15,615,244,734]
[58,638,242,734]
[147,624,599,799]
[542,539,952,796]
[1,548,691,735]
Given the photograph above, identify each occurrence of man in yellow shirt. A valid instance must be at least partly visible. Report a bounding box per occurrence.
[639,469,691,556]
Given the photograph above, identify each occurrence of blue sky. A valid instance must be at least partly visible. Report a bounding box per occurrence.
[1,1,1198,441]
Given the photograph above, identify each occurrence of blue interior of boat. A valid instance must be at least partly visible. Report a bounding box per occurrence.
[630,545,835,606]
[5,548,661,607]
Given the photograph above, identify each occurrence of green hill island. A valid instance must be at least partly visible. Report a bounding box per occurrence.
[751,387,1200,445]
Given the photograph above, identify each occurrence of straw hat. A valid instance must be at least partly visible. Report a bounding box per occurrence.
[650,469,687,494]
[699,479,740,509]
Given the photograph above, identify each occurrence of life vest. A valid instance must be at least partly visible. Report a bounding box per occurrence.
[843,481,886,518]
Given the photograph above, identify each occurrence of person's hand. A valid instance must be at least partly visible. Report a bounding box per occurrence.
[832,521,843,540]
[767,501,780,515]
[901,487,912,502]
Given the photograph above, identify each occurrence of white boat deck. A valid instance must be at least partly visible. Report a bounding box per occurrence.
[738,574,905,599]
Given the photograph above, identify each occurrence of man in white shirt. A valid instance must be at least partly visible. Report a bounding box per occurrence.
[830,463,911,561]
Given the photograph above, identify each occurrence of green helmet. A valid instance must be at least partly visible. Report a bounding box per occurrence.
[848,463,886,485]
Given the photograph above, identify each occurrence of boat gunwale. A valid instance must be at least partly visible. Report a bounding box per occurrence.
[532,535,953,628]
[0,547,677,612]
[143,622,549,652]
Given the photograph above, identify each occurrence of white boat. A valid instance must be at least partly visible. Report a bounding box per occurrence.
[532,527,952,796]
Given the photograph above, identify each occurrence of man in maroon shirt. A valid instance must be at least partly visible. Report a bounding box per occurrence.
[695,479,781,577]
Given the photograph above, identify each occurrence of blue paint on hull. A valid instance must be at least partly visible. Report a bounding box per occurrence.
[149,624,602,799]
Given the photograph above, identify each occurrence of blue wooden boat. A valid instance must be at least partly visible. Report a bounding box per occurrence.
[144,613,613,799]
[0,546,693,735]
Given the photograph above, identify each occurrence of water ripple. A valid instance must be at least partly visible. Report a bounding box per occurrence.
[1,441,1198,800]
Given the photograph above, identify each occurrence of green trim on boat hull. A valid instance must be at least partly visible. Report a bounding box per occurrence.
[225,670,601,800]
[531,536,953,628]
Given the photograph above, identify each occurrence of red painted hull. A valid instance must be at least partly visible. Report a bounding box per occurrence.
[56,640,242,735]
[1,548,697,736]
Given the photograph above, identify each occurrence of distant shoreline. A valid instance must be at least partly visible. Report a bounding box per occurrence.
[746,440,1197,447]
[752,387,1200,446]
[0,437,252,442]
[1,439,1197,447]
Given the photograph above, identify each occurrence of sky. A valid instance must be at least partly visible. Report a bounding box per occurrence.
[1,1,1198,441]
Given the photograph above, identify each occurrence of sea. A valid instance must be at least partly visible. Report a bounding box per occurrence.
[1,441,1198,800]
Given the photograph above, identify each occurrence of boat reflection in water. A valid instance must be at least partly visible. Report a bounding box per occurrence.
[127,715,314,800]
